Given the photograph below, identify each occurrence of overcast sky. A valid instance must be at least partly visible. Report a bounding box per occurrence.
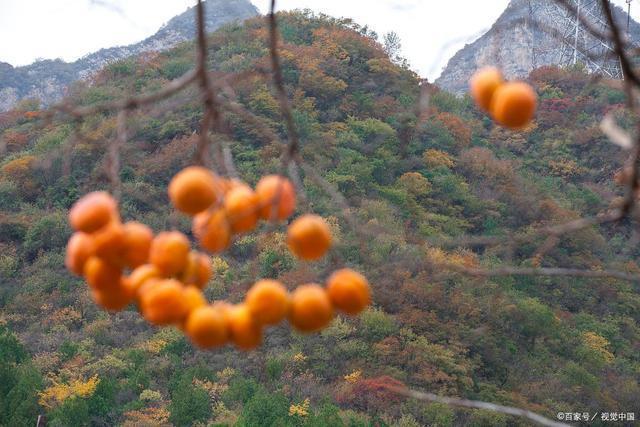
[0,0,638,81]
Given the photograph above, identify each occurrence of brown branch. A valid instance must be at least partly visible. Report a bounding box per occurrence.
[194,0,224,171]
[268,0,302,169]
[599,0,640,219]
[388,386,569,427]
[108,110,127,200]
[444,264,640,282]
[50,68,198,119]
[436,209,624,249]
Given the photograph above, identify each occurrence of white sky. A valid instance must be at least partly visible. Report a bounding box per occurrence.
[0,0,637,80]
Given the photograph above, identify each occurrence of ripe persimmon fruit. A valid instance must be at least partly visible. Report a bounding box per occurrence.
[222,178,250,194]
[245,279,289,326]
[255,175,296,222]
[168,166,223,215]
[194,209,232,253]
[185,305,229,348]
[84,256,122,291]
[288,284,334,333]
[122,222,153,269]
[224,186,259,233]
[128,264,162,299]
[69,191,119,233]
[149,231,190,276]
[287,215,332,260]
[490,81,537,129]
[65,232,95,276]
[140,279,188,326]
[228,304,262,351]
[182,285,207,316]
[92,220,127,267]
[326,269,371,315]
[181,252,212,289]
[92,278,134,312]
[470,67,504,112]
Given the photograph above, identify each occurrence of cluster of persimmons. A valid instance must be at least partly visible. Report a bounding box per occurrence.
[470,67,538,129]
[65,167,371,351]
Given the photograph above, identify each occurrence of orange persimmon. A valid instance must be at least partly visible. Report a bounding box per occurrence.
[326,269,371,315]
[168,166,223,215]
[255,175,296,222]
[288,284,334,333]
[490,81,537,129]
[92,220,127,267]
[228,304,262,351]
[182,285,207,316]
[92,278,134,312]
[224,186,259,233]
[194,209,232,253]
[127,264,162,299]
[470,67,504,112]
[139,279,188,326]
[286,215,332,260]
[84,256,122,291]
[69,191,118,233]
[180,252,212,289]
[122,221,153,269]
[65,232,95,276]
[149,231,190,276]
[184,305,229,348]
[245,279,289,326]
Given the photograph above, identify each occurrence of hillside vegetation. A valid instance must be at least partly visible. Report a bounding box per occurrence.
[0,11,638,426]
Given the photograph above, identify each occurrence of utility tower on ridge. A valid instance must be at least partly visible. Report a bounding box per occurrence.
[528,0,624,79]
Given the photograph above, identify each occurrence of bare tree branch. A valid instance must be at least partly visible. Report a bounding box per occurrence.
[443,264,640,282]
[388,386,569,427]
[268,0,302,170]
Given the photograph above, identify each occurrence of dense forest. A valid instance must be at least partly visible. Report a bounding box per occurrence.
[0,10,639,426]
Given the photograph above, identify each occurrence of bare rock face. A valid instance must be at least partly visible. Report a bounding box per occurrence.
[0,0,258,111]
[435,0,640,94]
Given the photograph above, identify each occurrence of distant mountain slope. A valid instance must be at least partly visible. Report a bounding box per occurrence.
[0,0,258,111]
[436,0,640,93]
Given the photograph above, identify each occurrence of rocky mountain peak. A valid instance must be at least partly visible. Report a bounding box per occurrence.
[0,0,258,111]
[435,0,640,94]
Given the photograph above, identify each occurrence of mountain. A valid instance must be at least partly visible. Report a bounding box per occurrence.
[436,0,640,93]
[0,0,258,111]
[1,9,638,426]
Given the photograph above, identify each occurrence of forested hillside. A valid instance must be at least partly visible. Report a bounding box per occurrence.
[0,11,638,426]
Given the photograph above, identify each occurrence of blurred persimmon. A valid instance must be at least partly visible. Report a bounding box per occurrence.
[65,232,95,276]
[245,279,289,325]
[169,166,223,215]
[149,231,190,276]
[327,269,371,315]
[490,81,537,129]
[69,191,118,233]
[470,67,503,112]
[255,175,296,222]
[185,305,229,349]
[287,215,332,260]
[224,186,259,233]
[288,284,334,333]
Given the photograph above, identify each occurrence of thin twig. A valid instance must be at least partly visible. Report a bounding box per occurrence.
[388,386,569,427]
[443,264,640,282]
[51,69,198,119]
[110,110,127,200]
[194,0,223,171]
[268,0,302,170]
